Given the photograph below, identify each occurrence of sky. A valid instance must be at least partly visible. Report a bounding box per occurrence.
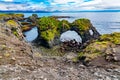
[0,0,120,11]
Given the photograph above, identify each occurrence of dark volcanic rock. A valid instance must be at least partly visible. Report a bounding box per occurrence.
[27,14,38,25]
[35,18,100,49]
[72,18,100,43]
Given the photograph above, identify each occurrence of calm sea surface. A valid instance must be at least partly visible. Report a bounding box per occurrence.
[23,12,120,41]
[24,12,120,34]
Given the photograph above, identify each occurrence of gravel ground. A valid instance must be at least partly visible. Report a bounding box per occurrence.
[0,57,120,80]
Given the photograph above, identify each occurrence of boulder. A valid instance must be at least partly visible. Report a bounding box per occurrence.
[105,46,120,62]
[77,32,120,65]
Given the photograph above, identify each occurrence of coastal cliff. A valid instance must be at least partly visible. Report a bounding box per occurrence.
[0,13,120,80]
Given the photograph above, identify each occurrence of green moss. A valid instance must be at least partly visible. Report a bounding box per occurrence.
[0,14,12,18]
[100,32,120,44]
[13,30,19,37]
[78,52,84,58]
[78,41,112,61]
[38,17,59,31]
[77,33,120,61]
[41,29,56,41]
[38,17,60,41]
[72,18,91,32]
[39,46,65,56]
[13,14,24,18]
[72,57,79,62]
[11,28,19,37]
[58,20,70,32]
[6,20,18,28]
[21,25,31,32]
[0,13,24,20]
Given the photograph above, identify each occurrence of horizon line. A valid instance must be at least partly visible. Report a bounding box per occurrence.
[0,10,120,13]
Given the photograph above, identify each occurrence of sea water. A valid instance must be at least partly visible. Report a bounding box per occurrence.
[23,12,120,41]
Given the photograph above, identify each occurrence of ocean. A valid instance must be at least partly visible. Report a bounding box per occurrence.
[23,12,120,41]
[24,12,120,34]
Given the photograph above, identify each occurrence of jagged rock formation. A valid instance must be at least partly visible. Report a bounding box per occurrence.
[0,18,34,65]
[71,18,100,43]
[35,17,100,48]
[0,14,120,80]
[78,32,120,66]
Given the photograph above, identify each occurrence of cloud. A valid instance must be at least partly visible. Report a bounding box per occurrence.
[0,0,120,11]
[3,0,13,2]
[52,0,80,4]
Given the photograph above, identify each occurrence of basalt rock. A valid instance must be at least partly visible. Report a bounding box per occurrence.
[58,20,71,33]
[35,18,100,49]
[35,17,60,48]
[72,18,100,43]
[27,14,38,25]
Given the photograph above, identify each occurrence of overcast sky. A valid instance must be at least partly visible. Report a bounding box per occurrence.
[0,0,120,11]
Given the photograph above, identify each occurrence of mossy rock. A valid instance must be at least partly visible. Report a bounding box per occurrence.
[21,22,30,25]
[6,20,21,38]
[38,17,59,31]
[21,25,32,32]
[41,29,56,41]
[58,20,70,33]
[78,40,115,61]
[0,14,12,19]
[100,32,120,44]
[72,18,91,33]
[0,13,24,21]
[13,14,24,18]
[38,17,60,47]
[6,20,19,28]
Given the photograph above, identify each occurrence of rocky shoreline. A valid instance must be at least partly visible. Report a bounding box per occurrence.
[0,13,120,80]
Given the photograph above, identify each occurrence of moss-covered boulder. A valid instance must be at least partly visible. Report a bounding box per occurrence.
[72,18,100,43]
[77,32,120,64]
[78,41,114,61]
[73,18,91,31]
[37,17,60,48]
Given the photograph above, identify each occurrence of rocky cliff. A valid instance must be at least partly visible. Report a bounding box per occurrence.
[0,14,120,80]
